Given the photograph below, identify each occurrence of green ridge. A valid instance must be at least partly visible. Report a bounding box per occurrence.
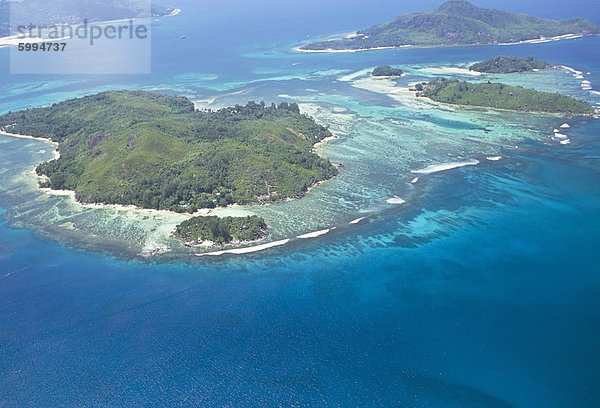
[302,1,600,51]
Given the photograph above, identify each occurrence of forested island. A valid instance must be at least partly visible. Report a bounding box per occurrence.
[372,65,404,77]
[0,91,337,213]
[301,1,600,51]
[420,79,594,114]
[174,215,267,245]
[469,56,552,73]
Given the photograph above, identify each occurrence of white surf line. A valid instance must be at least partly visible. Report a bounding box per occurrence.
[196,239,290,257]
[410,159,480,175]
[386,196,406,204]
[296,229,331,239]
[349,217,365,225]
[561,66,583,76]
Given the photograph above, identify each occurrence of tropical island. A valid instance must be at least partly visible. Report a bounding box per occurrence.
[372,65,404,77]
[469,56,552,74]
[0,91,337,214]
[418,78,594,114]
[300,0,600,51]
[174,215,267,246]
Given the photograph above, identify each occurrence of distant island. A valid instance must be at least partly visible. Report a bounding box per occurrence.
[0,0,176,37]
[300,0,600,52]
[0,91,337,213]
[372,65,404,77]
[174,215,267,246]
[419,79,594,114]
[469,56,552,73]
[0,1,7,37]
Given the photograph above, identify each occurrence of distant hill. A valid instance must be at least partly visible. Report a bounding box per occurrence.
[0,1,8,37]
[1,0,175,37]
[469,56,552,73]
[301,0,600,51]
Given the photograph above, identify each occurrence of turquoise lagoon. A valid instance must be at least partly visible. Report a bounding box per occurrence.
[0,0,599,406]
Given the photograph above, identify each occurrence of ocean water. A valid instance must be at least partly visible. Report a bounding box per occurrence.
[1,0,600,406]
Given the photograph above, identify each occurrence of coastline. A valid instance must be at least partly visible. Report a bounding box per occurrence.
[0,128,341,256]
[0,8,182,48]
[416,93,592,116]
[0,131,60,159]
[294,33,593,54]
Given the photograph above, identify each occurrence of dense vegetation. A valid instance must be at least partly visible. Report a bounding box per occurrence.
[174,215,267,245]
[0,91,337,212]
[1,0,173,35]
[301,1,600,51]
[469,56,552,73]
[420,79,594,114]
[372,65,404,77]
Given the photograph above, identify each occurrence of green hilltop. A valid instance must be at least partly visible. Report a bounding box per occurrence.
[420,79,595,114]
[301,0,600,51]
[0,91,337,213]
[469,56,552,74]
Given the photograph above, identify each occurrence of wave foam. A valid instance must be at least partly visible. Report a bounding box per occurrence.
[561,66,583,75]
[410,159,480,175]
[196,239,290,256]
[297,229,331,239]
[349,217,365,224]
[386,196,406,204]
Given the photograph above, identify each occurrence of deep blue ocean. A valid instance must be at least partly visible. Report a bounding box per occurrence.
[1,1,600,407]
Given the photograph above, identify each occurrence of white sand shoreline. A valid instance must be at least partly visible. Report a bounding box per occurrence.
[297,228,331,239]
[196,239,290,256]
[294,33,593,54]
[1,128,345,256]
[0,8,181,48]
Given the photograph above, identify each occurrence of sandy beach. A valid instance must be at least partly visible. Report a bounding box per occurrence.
[0,131,60,159]
[293,45,402,54]
[296,228,331,239]
[196,238,290,256]
[294,32,589,54]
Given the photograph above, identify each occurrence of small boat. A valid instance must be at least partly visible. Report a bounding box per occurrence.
[180,35,187,39]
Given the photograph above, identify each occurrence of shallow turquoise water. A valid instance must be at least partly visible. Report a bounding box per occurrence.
[1,0,599,406]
